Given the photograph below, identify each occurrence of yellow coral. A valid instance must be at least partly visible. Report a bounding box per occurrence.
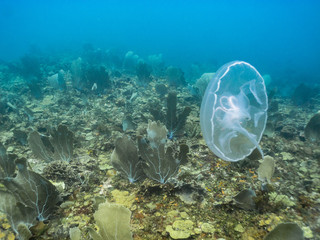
[111,189,136,208]
[0,231,6,239]
[7,232,15,240]
[1,222,10,230]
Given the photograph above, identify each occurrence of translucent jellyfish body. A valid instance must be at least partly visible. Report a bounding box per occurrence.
[200,61,268,162]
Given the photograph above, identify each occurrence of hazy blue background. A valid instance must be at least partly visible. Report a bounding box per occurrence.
[0,0,319,84]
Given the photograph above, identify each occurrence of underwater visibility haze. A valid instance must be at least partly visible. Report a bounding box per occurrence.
[0,0,319,239]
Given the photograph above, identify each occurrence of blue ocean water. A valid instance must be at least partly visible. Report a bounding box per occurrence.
[0,0,319,86]
[0,1,319,239]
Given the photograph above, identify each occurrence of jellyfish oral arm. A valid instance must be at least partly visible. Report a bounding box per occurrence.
[216,94,264,159]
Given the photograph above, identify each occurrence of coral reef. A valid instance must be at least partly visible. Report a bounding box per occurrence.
[0,48,318,240]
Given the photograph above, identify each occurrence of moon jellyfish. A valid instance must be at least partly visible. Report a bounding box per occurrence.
[200,61,268,162]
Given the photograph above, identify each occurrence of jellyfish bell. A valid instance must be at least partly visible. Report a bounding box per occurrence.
[200,61,268,162]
